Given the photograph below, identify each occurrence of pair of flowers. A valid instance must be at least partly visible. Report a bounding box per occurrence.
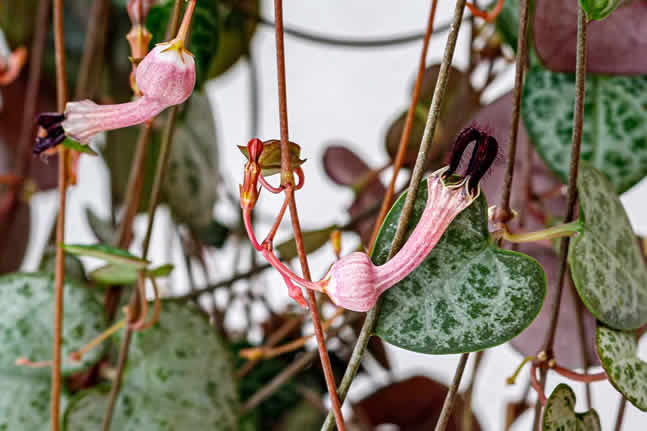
[242,128,498,312]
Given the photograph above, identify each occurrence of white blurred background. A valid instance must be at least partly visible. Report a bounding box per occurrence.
[21,1,647,429]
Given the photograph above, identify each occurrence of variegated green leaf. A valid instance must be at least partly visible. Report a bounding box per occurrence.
[0,375,67,430]
[164,92,219,231]
[0,273,106,376]
[373,179,546,354]
[542,383,601,431]
[522,66,647,193]
[596,325,647,411]
[63,302,239,430]
[569,164,647,330]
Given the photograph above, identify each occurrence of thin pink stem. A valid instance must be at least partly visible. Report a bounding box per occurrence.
[259,175,284,193]
[530,363,547,406]
[552,364,607,382]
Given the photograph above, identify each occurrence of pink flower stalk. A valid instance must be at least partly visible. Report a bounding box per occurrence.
[241,128,499,311]
[34,0,197,154]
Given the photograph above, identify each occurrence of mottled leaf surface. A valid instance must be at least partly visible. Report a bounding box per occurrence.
[164,93,219,231]
[64,302,239,430]
[522,66,647,193]
[542,384,601,431]
[596,325,647,411]
[0,375,64,430]
[373,180,546,354]
[535,0,647,74]
[569,165,647,330]
[0,273,105,376]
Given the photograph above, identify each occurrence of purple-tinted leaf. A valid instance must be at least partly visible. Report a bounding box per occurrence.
[385,65,481,169]
[534,0,647,74]
[322,143,386,246]
[348,179,385,246]
[0,78,59,190]
[353,376,481,431]
[510,244,599,368]
[322,144,372,187]
[0,199,29,274]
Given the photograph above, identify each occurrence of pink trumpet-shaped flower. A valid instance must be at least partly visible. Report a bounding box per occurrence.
[34,0,197,154]
[242,127,499,311]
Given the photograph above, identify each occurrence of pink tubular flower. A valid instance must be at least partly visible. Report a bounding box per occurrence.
[34,0,197,154]
[242,127,499,311]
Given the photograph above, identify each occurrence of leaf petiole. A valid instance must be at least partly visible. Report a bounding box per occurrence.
[496,220,582,243]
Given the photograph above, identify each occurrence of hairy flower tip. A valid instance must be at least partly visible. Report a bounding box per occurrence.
[33,113,66,154]
[443,126,499,194]
[135,42,196,106]
[322,172,475,312]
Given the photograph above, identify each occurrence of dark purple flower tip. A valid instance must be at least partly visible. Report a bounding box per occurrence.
[36,112,65,129]
[34,125,65,155]
[467,135,498,193]
[443,127,484,180]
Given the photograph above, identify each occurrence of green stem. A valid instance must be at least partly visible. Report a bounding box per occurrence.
[500,221,581,243]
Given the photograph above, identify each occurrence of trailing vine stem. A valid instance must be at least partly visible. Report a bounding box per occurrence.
[435,353,469,431]
[102,1,186,428]
[495,0,531,224]
[271,0,346,428]
[51,0,69,427]
[321,0,468,429]
[532,6,588,430]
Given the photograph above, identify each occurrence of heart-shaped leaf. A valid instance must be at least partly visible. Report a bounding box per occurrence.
[147,0,219,87]
[63,302,239,429]
[596,325,647,411]
[534,0,647,74]
[542,383,601,431]
[568,164,647,330]
[322,144,374,187]
[0,273,106,376]
[63,244,150,269]
[373,180,546,354]
[164,93,220,231]
[522,65,647,193]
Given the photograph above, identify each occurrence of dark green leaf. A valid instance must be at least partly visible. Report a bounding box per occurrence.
[39,246,87,283]
[63,244,149,269]
[542,384,601,431]
[522,65,647,193]
[596,324,647,411]
[569,164,647,330]
[373,179,546,353]
[196,219,230,248]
